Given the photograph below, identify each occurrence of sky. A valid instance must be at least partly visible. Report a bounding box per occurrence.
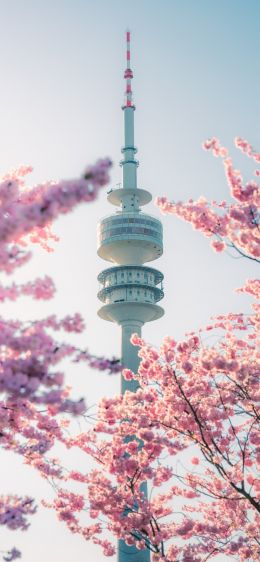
[0,1,259,560]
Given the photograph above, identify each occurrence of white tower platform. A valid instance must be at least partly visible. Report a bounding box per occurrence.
[97,31,164,562]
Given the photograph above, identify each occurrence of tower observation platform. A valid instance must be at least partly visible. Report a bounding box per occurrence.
[97,31,164,562]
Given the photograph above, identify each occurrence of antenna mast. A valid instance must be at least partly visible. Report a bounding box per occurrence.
[124,30,134,107]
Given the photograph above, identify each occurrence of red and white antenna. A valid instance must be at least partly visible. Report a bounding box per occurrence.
[124,30,134,107]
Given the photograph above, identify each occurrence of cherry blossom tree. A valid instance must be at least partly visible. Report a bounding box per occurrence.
[0,158,122,560]
[45,139,259,561]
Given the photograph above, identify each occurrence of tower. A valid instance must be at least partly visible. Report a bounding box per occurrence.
[97,31,164,561]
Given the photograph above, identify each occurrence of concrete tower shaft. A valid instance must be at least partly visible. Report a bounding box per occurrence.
[97,31,164,562]
[121,106,138,191]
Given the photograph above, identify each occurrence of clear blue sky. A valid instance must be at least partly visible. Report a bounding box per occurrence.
[0,1,259,561]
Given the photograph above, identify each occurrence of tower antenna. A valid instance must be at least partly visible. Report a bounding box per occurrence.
[124,29,134,107]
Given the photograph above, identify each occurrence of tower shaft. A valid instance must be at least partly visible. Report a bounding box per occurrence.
[119,321,151,562]
[122,106,137,190]
[121,321,142,394]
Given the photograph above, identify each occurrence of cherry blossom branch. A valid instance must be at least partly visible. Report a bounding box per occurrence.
[156,137,260,264]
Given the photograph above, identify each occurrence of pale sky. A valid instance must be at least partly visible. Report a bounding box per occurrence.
[0,1,259,561]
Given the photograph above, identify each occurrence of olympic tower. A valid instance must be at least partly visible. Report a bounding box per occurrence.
[97,31,164,562]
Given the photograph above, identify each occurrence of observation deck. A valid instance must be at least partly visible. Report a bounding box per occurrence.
[97,265,164,324]
[98,265,164,303]
[97,212,163,264]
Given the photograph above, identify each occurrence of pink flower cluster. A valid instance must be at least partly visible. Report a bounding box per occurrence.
[235,137,260,165]
[236,278,260,299]
[0,497,35,562]
[2,548,21,561]
[0,313,121,414]
[0,496,36,531]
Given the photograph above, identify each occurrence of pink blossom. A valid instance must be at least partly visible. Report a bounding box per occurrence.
[211,240,226,252]
[122,369,134,380]
[182,361,193,373]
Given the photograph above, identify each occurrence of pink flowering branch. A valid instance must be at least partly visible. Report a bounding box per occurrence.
[0,276,56,302]
[156,137,260,263]
[0,159,111,243]
[235,137,260,166]
[0,312,121,428]
[0,158,111,273]
[0,158,116,413]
